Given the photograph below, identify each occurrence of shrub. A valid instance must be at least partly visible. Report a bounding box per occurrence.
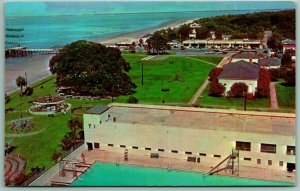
[208,67,223,81]
[284,67,295,86]
[256,69,271,98]
[127,96,138,104]
[52,151,62,162]
[227,82,248,98]
[5,94,11,104]
[24,87,33,96]
[209,81,225,97]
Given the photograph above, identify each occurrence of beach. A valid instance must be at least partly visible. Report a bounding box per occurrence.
[94,19,192,44]
[5,19,192,94]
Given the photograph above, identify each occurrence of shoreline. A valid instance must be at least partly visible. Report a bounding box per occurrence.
[93,18,193,44]
[5,19,193,94]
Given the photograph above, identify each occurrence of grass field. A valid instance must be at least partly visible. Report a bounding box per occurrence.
[198,83,270,110]
[117,54,222,104]
[275,82,295,110]
[5,53,222,174]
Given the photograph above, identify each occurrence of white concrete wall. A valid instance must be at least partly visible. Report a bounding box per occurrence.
[84,112,295,171]
[218,79,257,95]
[231,58,259,63]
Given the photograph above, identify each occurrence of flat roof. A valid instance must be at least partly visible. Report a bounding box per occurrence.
[86,104,295,137]
[86,105,109,115]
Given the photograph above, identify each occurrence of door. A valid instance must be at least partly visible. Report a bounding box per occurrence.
[87,142,93,151]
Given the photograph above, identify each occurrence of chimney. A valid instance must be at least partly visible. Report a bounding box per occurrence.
[249,57,252,64]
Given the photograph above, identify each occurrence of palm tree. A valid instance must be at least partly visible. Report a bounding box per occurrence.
[16,76,27,96]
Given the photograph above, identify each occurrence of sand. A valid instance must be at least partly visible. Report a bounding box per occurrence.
[5,19,194,94]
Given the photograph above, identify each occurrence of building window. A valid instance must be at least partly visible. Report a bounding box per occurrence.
[185,151,192,155]
[279,161,283,166]
[171,150,178,153]
[88,124,91,128]
[244,158,251,161]
[108,144,113,147]
[214,155,221,158]
[261,143,276,153]
[236,141,251,151]
[199,153,206,156]
[158,149,165,152]
[287,146,295,155]
[94,143,99,149]
[145,147,151,151]
[132,146,138,149]
[120,145,126,148]
[257,159,261,164]
[268,160,272,166]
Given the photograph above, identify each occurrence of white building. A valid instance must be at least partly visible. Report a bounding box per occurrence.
[182,39,261,49]
[218,60,260,97]
[190,23,201,28]
[83,103,295,172]
[189,29,196,39]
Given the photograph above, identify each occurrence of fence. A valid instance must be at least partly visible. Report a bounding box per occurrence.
[28,143,85,186]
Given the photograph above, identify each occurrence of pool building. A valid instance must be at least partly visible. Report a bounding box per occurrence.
[83,103,296,180]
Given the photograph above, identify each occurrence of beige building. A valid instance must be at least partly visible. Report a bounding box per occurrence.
[83,103,295,172]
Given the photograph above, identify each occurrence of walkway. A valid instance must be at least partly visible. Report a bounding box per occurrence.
[188,57,228,105]
[270,82,279,109]
[189,79,209,105]
[185,56,217,66]
[5,128,46,138]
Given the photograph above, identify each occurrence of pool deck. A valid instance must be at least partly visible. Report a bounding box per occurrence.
[47,149,295,186]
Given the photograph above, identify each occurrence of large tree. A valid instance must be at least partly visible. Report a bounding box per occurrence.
[49,40,136,97]
[16,76,27,96]
[146,32,170,54]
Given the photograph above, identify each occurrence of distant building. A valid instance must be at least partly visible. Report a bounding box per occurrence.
[210,31,216,40]
[258,57,281,69]
[190,23,201,28]
[182,39,261,49]
[231,51,265,63]
[222,35,232,40]
[189,29,197,39]
[218,60,260,97]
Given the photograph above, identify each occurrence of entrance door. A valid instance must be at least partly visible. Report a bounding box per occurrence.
[87,142,93,151]
[287,163,296,172]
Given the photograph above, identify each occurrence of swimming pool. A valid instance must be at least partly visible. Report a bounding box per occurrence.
[71,162,292,186]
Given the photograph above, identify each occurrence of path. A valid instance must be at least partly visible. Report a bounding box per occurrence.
[188,57,229,105]
[5,128,46,138]
[185,56,217,66]
[188,79,209,105]
[269,82,279,109]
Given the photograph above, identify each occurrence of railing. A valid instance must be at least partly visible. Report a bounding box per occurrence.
[20,167,46,186]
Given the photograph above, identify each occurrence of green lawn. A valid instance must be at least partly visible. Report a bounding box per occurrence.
[5,53,221,174]
[198,84,270,110]
[117,54,222,104]
[276,82,295,110]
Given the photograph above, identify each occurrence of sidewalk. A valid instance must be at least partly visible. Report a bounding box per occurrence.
[270,82,279,109]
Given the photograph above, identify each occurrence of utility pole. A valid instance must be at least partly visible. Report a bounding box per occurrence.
[244,91,247,111]
[141,61,144,85]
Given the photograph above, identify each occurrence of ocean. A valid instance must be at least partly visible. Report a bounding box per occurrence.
[5,1,295,49]
[5,1,295,92]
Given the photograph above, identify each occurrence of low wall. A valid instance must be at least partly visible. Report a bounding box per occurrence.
[29,144,85,186]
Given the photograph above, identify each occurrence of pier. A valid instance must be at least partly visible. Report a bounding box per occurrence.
[5,46,60,57]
